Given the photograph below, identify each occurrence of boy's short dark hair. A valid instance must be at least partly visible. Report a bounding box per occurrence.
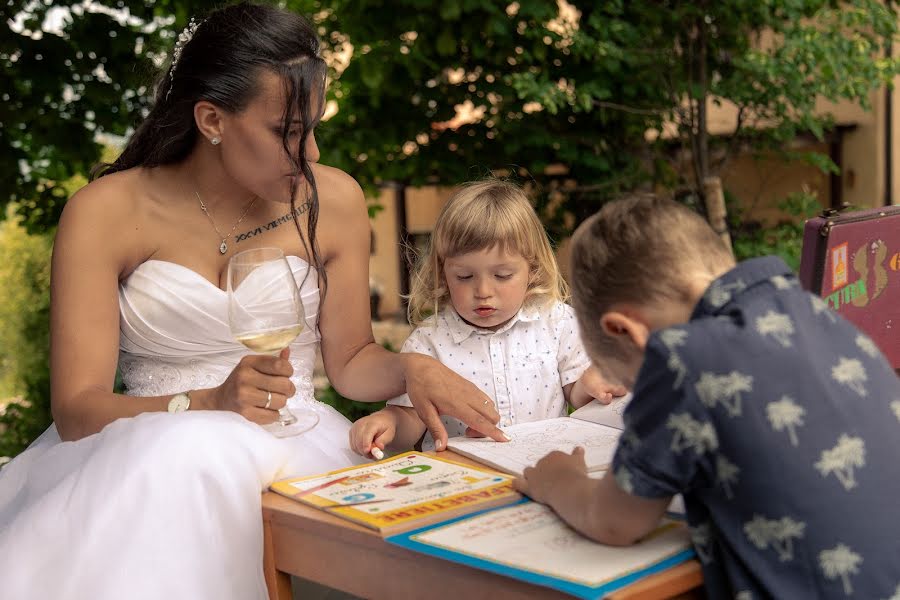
[570,193,734,361]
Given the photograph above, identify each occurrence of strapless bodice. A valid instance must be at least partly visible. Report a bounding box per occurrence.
[118,257,319,402]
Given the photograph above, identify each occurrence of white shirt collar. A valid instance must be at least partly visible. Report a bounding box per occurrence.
[440,301,543,344]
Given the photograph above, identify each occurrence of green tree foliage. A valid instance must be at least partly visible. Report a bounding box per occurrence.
[304,0,899,231]
[8,1,898,232]
[0,207,52,459]
[508,0,900,205]
[729,189,823,271]
[1,0,220,232]
[301,0,656,234]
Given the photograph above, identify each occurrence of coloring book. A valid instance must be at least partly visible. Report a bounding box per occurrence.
[387,501,694,600]
[446,400,632,478]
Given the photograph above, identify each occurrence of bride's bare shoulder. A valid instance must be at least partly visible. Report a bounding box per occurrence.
[55,168,163,274]
[310,164,369,258]
[311,163,367,224]
[60,168,149,228]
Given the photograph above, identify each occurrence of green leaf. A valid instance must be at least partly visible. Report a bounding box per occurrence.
[436,29,456,56]
[439,1,461,20]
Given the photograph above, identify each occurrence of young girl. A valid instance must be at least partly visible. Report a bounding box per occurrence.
[350,179,624,456]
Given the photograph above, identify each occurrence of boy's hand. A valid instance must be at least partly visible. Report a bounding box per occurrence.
[516,449,671,546]
[514,447,588,504]
[575,366,628,405]
[349,412,397,458]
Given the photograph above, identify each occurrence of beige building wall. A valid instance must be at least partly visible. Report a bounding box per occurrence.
[701,89,886,217]
[837,90,884,209]
[407,186,455,233]
[892,41,900,208]
[719,144,831,224]
[369,186,454,319]
[368,187,401,318]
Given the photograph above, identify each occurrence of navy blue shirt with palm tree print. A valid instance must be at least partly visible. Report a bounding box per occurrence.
[612,256,900,599]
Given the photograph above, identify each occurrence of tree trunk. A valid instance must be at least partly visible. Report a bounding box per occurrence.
[696,24,710,190]
[703,176,733,252]
[693,14,731,249]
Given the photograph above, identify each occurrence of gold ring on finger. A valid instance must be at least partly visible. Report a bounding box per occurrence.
[265,391,272,410]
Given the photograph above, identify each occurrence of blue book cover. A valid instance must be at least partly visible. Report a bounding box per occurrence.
[386,499,695,599]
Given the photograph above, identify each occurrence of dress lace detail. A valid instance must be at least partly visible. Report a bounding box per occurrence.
[118,354,319,405]
[119,356,224,397]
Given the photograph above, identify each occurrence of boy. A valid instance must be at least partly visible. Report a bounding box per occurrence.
[515,194,900,598]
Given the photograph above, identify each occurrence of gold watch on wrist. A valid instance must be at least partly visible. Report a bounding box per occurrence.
[167,392,191,413]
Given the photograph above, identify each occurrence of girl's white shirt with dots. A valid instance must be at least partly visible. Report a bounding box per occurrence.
[387,300,591,450]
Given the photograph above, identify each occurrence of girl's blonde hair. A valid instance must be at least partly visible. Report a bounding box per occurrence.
[407,179,568,325]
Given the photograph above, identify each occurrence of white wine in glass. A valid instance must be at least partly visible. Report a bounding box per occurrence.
[227,247,319,437]
[235,325,305,354]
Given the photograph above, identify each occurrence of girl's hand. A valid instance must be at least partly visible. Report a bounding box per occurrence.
[349,412,397,458]
[572,366,628,407]
[206,348,295,424]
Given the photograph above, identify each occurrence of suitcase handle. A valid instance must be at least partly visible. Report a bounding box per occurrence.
[819,203,853,219]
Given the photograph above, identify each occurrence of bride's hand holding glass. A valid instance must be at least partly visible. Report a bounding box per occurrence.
[226,247,319,437]
[207,350,297,423]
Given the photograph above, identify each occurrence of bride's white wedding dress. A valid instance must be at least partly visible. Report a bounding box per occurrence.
[0,256,364,599]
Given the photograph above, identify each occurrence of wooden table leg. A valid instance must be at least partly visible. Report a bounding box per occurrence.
[606,561,705,600]
[263,510,293,600]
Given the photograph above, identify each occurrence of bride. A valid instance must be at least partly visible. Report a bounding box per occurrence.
[0,3,504,598]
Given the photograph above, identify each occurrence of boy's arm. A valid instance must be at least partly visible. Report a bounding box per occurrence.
[514,448,670,546]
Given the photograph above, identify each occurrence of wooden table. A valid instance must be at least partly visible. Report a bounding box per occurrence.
[262,452,704,600]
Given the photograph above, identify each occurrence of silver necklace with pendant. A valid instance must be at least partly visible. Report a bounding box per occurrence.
[195,191,258,254]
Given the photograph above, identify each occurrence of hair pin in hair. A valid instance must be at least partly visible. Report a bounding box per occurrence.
[165,17,201,101]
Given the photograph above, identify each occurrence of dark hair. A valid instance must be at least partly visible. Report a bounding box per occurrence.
[94,2,327,295]
[570,193,734,360]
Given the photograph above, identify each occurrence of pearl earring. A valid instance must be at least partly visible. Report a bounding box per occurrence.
[210,137,221,146]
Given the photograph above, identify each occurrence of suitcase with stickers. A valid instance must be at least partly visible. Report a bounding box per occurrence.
[798,205,900,370]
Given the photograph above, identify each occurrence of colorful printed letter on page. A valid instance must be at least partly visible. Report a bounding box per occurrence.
[447,417,621,477]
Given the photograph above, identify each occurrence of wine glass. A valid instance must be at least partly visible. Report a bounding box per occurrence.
[227,247,319,437]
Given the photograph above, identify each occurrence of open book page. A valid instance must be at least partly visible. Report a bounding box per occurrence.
[390,502,693,599]
[269,452,519,534]
[447,418,621,477]
[569,393,632,429]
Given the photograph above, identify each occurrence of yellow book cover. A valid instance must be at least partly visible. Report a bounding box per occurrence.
[269,451,521,535]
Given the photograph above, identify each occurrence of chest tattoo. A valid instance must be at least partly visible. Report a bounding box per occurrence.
[234,202,310,244]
